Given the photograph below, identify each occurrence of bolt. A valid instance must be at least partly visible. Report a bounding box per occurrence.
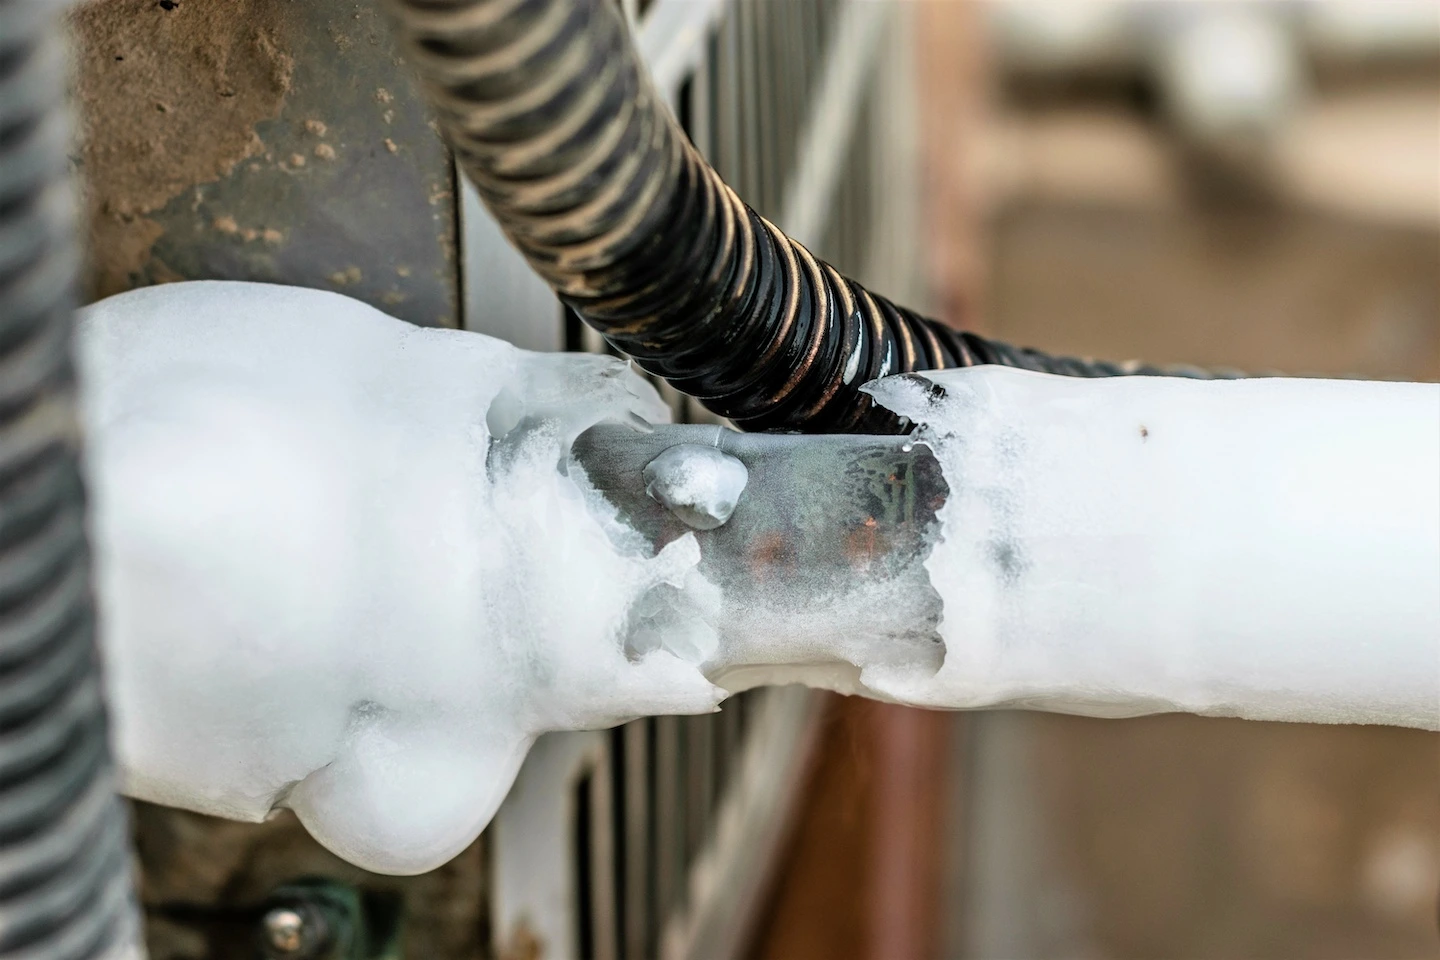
[264,908,304,952]
[260,903,330,959]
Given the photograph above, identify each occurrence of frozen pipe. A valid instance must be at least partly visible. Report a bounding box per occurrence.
[851,369,1439,727]
[77,282,1438,875]
[578,366,1440,729]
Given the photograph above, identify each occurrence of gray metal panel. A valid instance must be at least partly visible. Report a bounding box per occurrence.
[74,0,461,327]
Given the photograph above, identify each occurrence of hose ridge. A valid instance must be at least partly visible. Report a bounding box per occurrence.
[0,1,138,955]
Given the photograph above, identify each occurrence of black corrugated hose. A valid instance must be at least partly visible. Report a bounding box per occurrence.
[384,0,1241,433]
[0,1,139,956]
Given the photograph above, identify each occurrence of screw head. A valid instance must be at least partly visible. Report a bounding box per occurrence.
[260,903,329,958]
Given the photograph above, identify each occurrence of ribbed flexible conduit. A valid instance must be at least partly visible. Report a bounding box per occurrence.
[0,1,139,955]
[384,0,1236,432]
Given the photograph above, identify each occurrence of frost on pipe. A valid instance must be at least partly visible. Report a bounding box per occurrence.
[854,368,1440,729]
[77,282,1440,877]
[78,282,722,876]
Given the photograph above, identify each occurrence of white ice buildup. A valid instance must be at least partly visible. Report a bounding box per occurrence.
[78,281,1440,877]
[857,368,1440,728]
[79,282,721,876]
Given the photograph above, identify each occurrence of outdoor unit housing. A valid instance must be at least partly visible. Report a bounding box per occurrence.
[467,1,931,958]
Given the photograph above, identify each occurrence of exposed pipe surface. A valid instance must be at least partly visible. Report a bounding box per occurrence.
[0,0,138,955]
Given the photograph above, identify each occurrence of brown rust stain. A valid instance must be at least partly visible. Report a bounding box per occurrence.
[498,918,546,960]
[68,0,295,299]
[328,266,362,286]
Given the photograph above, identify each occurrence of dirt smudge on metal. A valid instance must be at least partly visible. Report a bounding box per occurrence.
[68,0,295,299]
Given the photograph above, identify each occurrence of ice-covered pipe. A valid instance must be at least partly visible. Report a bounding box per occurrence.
[578,370,1440,729]
[852,369,1440,728]
[77,282,1438,876]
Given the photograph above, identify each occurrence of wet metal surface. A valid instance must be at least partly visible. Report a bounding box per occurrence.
[574,423,948,584]
[574,423,949,676]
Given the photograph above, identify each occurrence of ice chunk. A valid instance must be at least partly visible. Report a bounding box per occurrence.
[643,443,748,530]
[78,281,721,876]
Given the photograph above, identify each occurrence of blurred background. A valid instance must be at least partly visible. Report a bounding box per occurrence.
[753,3,1440,959]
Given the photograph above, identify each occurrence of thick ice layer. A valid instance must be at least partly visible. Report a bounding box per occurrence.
[79,282,721,875]
[859,368,1440,729]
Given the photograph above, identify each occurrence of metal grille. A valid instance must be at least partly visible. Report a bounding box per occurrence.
[468,2,926,957]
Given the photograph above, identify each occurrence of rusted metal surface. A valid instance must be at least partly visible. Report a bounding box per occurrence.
[133,802,489,959]
[69,0,460,327]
